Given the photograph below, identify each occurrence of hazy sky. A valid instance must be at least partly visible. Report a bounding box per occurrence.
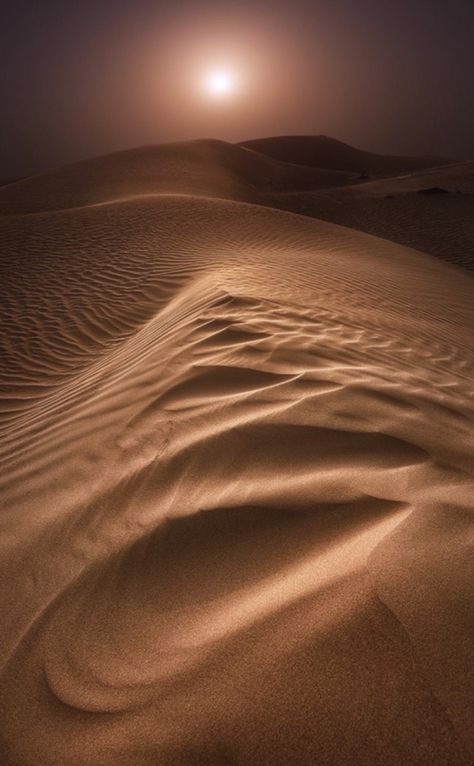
[2,0,473,176]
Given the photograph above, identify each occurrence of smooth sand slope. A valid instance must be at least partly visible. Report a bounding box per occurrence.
[0,139,473,765]
[240,135,450,173]
[0,139,352,216]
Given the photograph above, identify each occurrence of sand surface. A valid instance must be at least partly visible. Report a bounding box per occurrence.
[239,135,450,173]
[270,160,474,271]
[0,139,473,765]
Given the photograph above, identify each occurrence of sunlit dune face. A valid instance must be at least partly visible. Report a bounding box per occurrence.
[204,70,236,97]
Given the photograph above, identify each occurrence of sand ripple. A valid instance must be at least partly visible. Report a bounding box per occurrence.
[0,185,472,764]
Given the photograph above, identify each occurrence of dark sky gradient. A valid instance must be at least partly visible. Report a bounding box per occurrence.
[1,0,473,177]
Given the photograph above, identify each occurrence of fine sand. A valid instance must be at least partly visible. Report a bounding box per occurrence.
[0,138,473,765]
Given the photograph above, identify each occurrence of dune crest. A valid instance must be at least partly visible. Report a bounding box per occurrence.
[239,134,451,173]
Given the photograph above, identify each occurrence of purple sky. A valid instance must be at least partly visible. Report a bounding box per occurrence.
[1,0,473,176]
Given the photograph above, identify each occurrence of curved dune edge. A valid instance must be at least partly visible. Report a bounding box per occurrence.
[0,139,353,216]
[0,191,473,764]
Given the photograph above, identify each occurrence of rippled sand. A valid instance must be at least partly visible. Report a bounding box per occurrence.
[0,140,473,765]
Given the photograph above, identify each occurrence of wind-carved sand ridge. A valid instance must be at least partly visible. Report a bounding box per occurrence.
[0,139,473,765]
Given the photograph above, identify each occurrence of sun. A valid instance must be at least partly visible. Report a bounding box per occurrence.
[204,70,236,97]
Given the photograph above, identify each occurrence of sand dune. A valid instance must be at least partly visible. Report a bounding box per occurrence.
[240,135,451,174]
[271,160,474,270]
[0,140,473,765]
[0,139,352,216]
[2,139,470,270]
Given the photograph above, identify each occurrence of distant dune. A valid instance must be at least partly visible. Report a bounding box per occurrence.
[0,139,352,216]
[240,134,451,173]
[1,137,472,271]
[0,138,472,766]
[0,179,20,188]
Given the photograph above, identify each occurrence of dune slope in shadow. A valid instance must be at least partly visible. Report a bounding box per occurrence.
[239,134,451,173]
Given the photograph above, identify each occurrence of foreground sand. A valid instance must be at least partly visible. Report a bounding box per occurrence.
[0,141,473,765]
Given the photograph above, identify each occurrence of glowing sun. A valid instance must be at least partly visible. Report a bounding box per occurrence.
[204,70,236,97]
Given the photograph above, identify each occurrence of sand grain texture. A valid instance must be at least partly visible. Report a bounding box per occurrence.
[0,139,473,765]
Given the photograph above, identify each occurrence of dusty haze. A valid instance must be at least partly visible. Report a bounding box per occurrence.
[1,0,474,178]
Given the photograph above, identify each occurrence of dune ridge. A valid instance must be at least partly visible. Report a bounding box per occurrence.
[0,141,473,765]
[0,139,352,217]
[2,138,471,271]
[239,135,451,173]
